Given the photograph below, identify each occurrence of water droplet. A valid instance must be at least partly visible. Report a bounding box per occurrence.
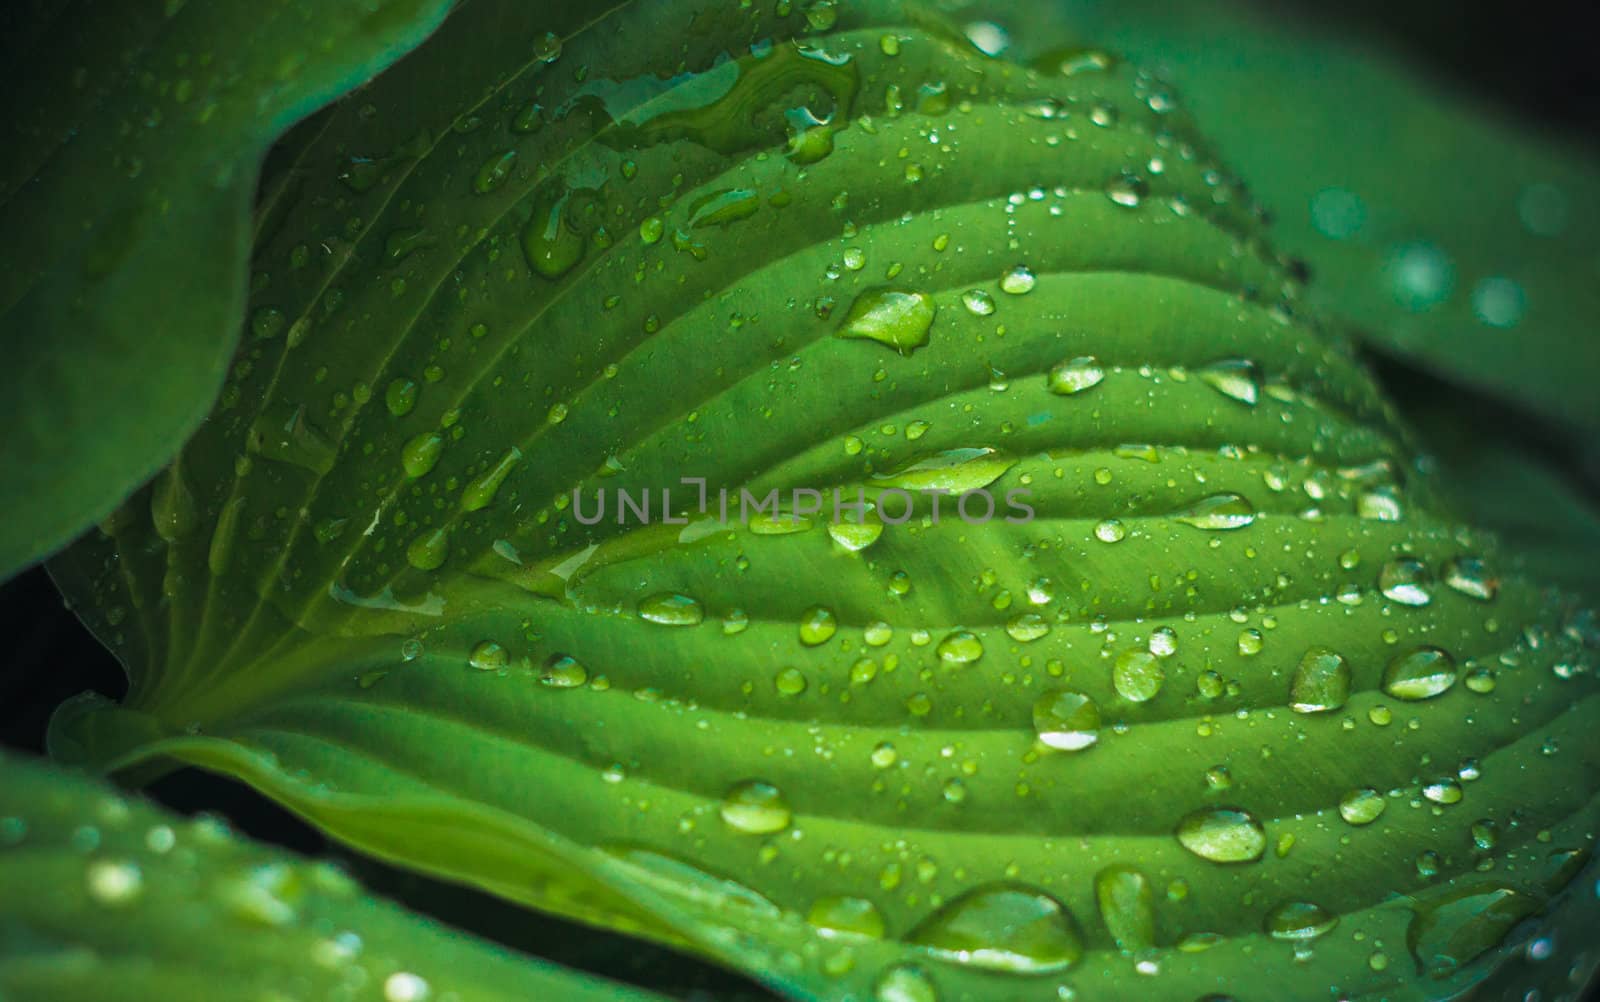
[809,895,887,939]
[872,447,1015,493]
[1113,650,1164,702]
[1094,519,1126,543]
[873,964,938,1002]
[532,30,563,63]
[937,630,984,666]
[1175,808,1267,863]
[401,432,444,478]
[85,859,142,906]
[1095,866,1155,952]
[639,593,704,626]
[405,528,450,570]
[961,289,996,316]
[540,655,588,688]
[461,448,522,512]
[1198,359,1261,406]
[829,519,884,551]
[384,971,431,1002]
[1032,690,1100,751]
[835,287,936,355]
[468,641,508,671]
[1171,493,1256,531]
[1265,901,1337,941]
[1379,557,1433,606]
[1339,788,1386,826]
[522,189,585,280]
[689,188,761,229]
[1382,647,1457,701]
[800,606,839,646]
[999,265,1036,295]
[775,667,808,696]
[1407,886,1538,978]
[385,378,418,416]
[1106,171,1146,207]
[907,884,1083,973]
[1444,556,1498,601]
[1005,613,1049,642]
[1289,647,1351,713]
[720,780,792,834]
[1423,777,1463,805]
[1047,356,1105,395]
[473,150,518,194]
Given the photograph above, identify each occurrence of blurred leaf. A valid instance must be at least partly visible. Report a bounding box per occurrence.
[0,0,455,580]
[0,751,664,1001]
[1039,0,1600,435]
[44,1,1600,999]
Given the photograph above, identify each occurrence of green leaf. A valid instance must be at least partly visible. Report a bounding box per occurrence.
[0,750,664,1002]
[46,1,1600,998]
[0,0,455,580]
[1034,0,1600,435]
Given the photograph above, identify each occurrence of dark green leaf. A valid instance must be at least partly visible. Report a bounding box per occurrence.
[0,0,455,579]
[45,1,1600,998]
[0,751,664,1001]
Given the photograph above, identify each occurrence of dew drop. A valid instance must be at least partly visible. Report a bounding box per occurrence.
[1032,690,1100,751]
[1175,808,1267,863]
[1265,900,1338,941]
[835,287,936,355]
[720,781,792,834]
[1198,359,1261,406]
[1338,788,1386,826]
[1171,493,1256,531]
[1382,647,1457,701]
[999,265,1036,295]
[907,884,1083,973]
[1379,557,1433,606]
[1095,865,1156,952]
[1289,647,1351,713]
[639,593,704,627]
[1047,356,1105,395]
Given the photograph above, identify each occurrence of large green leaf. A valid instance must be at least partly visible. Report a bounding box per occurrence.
[46,1,1600,998]
[1034,0,1600,436]
[0,0,455,580]
[0,750,663,1001]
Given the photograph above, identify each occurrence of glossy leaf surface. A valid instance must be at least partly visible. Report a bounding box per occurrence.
[0,751,663,1002]
[47,2,1600,999]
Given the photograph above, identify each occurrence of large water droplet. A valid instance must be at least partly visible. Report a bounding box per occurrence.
[1265,900,1338,941]
[1172,493,1256,531]
[1032,690,1100,751]
[1407,886,1538,978]
[808,895,887,939]
[872,448,1015,493]
[836,287,936,355]
[1113,650,1164,702]
[998,265,1036,295]
[1339,787,1387,826]
[639,593,705,626]
[936,630,984,666]
[720,780,792,834]
[1289,646,1351,713]
[1095,865,1155,952]
[1198,359,1261,406]
[1379,557,1434,606]
[1382,647,1457,701]
[1443,556,1498,602]
[1047,356,1105,395]
[1175,808,1267,863]
[907,884,1083,974]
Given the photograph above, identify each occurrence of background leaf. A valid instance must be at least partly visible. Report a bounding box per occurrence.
[45,1,1600,999]
[1023,0,1600,438]
[0,0,455,580]
[0,750,664,1001]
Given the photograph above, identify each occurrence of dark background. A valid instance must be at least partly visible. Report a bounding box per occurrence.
[3,0,1597,998]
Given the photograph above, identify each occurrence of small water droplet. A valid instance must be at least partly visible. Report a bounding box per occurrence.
[835,287,936,355]
[1198,359,1261,406]
[1289,647,1351,713]
[1379,557,1433,606]
[639,593,704,626]
[1172,493,1256,531]
[907,884,1083,973]
[999,265,1036,295]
